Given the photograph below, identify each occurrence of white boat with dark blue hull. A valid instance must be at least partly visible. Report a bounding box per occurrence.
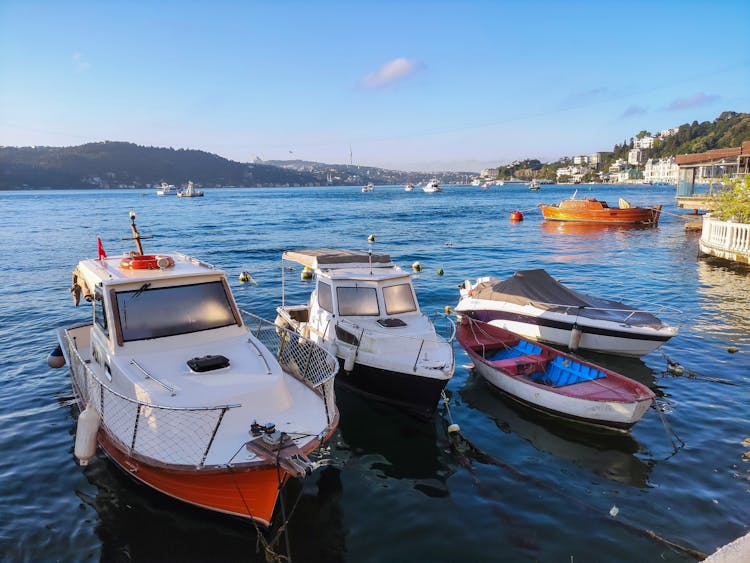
[275,249,455,418]
[456,269,678,357]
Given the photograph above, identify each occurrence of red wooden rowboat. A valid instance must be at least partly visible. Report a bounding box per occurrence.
[456,317,655,431]
[540,195,662,225]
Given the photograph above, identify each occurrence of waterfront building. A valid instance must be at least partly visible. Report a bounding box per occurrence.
[643,157,679,184]
[480,168,499,178]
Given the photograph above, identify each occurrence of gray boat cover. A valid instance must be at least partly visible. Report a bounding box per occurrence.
[472,269,665,328]
[283,249,393,269]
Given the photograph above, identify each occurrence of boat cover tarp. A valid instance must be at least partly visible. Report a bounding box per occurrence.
[472,269,665,328]
[283,249,393,269]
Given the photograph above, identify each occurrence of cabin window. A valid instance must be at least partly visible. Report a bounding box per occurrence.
[336,286,379,316]
[94,286,108,335]
[116,281,236,341]
[317,281,333,312]
[383,283,417,314]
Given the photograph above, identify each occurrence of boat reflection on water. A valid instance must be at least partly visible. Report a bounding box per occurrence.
[459,373,654,488]
[78,447,347,562]
[334,390,452,496]
[696,258,750,336]
[540,220,657,238]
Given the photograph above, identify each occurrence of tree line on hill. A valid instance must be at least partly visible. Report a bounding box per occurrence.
[0,142,319,189]
[495,111,749,181]
[1,111,747,189]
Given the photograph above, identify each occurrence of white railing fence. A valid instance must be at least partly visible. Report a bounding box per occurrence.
[700,216,750,261]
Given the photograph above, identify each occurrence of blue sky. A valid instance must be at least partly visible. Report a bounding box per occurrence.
[1,0,748,172]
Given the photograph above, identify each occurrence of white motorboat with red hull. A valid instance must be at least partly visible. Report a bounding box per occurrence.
[275,249,455,418]
[456,269,678,357]
[456,317,655,431]
[53,214,339,526]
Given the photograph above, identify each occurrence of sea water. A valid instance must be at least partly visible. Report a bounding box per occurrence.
[0,184,748,561]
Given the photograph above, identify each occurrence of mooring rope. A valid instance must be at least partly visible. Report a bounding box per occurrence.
[439,392,707,559]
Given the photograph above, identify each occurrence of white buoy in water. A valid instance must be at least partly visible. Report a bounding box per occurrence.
[47,344,66,368]
[412,261,422,272]
[74,404,100,466]
[568,325,583,351]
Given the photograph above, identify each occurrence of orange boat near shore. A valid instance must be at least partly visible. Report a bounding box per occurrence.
[540,195,662,225]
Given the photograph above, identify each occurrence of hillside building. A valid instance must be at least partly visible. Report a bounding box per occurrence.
[628,148,646,165]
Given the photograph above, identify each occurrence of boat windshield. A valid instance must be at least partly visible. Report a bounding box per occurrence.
[383,283,417,314]
[336,286,379,316]
[116,281,236,341]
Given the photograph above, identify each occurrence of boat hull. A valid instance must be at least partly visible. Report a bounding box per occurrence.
[335,360,448,418]
[469,360,652,431]
[464,309,672,357]
[540,205,661,224]
[97,429,284,526]
[457,319,654,431]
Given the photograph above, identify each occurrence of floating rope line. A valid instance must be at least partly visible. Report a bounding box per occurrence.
[439,392,706,560]
[660,351,737,385]
[650,400,685,457]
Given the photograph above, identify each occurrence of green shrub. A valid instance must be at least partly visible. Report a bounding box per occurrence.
[709,175,750,223]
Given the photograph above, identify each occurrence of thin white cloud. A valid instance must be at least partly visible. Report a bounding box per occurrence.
[363,58,419,89]
[667,92,719,110]
[621,105,647,117]
[72,53,91,73]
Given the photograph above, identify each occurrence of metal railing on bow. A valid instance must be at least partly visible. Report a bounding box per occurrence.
[240,310,339,425]
[62,330,234,468]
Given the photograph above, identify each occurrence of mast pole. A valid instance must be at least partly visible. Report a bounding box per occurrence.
[130,211,144,255]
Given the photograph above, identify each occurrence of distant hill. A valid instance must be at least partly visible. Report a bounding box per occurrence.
[0,142,319,189]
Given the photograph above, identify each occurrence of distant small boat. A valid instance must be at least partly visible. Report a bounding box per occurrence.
[540,192,661,224]
[481,182,491,191]
[361,183,374,192]
[177,181,204,198]
[404,183,415,192]
[456,317,655,431]
[529,179,541,191]
[156,182,178,196]
[423,179,441,193]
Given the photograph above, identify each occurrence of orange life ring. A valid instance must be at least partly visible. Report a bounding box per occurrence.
[119,254,175,270]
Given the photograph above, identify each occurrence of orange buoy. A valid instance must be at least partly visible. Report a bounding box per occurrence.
[510,211,524,221]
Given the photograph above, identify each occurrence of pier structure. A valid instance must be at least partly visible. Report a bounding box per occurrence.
[675,141,750,211]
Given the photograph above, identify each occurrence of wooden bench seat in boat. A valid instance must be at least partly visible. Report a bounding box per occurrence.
[490,353,549,376]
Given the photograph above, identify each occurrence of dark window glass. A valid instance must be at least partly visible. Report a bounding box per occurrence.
[317,281,333,312]
[94,287,108,335]
[116,281,235,341]
[336,286,379,316]
[383,283,417,314]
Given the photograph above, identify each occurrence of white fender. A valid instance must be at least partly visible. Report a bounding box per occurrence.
[569,325,583,351]
[74,404,100,466]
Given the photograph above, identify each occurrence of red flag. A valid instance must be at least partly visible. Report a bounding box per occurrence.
[97,237,107,260]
